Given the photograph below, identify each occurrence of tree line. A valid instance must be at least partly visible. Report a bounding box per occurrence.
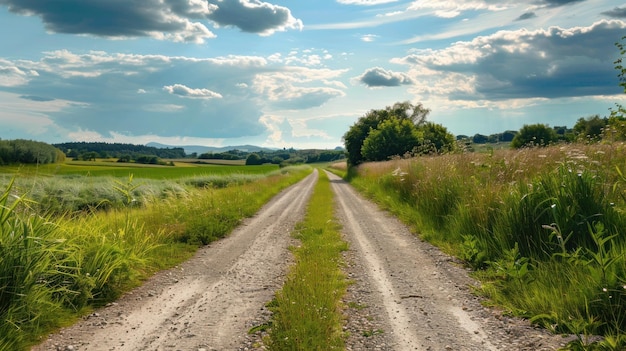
[0,139,65,165]
[244,149,345,166]
[54,142,186,160]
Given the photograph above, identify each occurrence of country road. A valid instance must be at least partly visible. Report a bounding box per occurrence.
[34,169,568,351]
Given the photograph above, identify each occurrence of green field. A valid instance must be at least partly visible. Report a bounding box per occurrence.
[0,160,278,179]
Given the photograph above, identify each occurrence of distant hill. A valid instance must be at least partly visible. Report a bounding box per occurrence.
[146,142,278,155]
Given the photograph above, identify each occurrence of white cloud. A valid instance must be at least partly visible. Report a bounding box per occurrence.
[253,67,348,109]
[361,34,379,42]
[356,67,413,87]
[394,20,626,101]
[0,65,29,86]
[163,84,223,99]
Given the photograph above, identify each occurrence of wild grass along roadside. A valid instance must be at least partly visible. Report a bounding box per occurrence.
[338,143,626,350]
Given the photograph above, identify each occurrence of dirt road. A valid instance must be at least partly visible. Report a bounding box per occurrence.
[34,170,318,351]
[327,171,567,351]
[35,169,569,351]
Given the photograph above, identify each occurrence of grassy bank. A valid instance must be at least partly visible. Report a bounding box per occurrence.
[267,170,348,350]
[340,143,626,350]
[0,166,311,350]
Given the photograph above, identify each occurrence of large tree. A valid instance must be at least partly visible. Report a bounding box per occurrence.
[343,101,429,166]
[361,117,423,162]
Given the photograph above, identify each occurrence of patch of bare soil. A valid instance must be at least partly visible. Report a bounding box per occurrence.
[33,170,318,351]
[326,171,570,351]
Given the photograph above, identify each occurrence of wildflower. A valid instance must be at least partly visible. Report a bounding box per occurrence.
[551,204,556,209]
[603,288,608,292]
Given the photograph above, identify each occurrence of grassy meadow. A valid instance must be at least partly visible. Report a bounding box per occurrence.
[0,162,311,350]
[337,142,626,350]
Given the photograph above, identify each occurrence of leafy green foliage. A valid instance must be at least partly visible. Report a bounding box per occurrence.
[361,117,423,161]
[343,101,455,165]
[573,115,609,142]
[616,35,626,94]
[511,123,559,148]
[420,122,456,154]
[0,139,64,165]
[245,153,263,165]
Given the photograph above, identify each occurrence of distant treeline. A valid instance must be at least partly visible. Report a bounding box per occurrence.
[0,139,65,165]
[458,126,574,144]
[54,142,186,160]
[200,148,346,166]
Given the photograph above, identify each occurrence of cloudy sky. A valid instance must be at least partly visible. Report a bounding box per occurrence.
[0,0,625,149]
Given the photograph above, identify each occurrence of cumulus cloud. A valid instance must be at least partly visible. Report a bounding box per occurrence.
[253,67,347,109]
[163,84,223,99]
[357,67,413,87]
[207,0,303,35]
[0,0,302,42]
[393,20,626,100]
[602,7,626,19]
[0,50,268,138]
[0,65,31,86]
[0,49,352,139]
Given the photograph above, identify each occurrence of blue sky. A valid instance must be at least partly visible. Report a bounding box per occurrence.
[0,0,625,149]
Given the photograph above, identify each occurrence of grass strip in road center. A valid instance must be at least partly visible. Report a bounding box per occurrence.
[266,170,348,350]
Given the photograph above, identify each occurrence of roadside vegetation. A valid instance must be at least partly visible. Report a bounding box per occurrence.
[266,170,348,350]
[0,165,311,350]
[337,143,626,349]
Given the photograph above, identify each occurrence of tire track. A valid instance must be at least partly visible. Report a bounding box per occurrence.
[327,171,564,351]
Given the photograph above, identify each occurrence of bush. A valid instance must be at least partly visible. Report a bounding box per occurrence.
[511,124,559,148]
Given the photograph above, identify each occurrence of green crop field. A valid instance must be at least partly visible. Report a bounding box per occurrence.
[0,160,278,179]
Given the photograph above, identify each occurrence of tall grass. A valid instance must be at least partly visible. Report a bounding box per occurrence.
[348,143,626,349]
[0,170,276,216]
[267,170,348,350]
[0,166,312,350]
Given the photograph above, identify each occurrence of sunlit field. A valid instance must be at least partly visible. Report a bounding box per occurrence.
[0,159,275,179]
[344,142,626,349]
